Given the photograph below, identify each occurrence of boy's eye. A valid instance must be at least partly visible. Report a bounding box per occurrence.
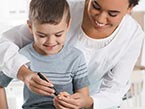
[55,34,62,37]
[37,34,46,38]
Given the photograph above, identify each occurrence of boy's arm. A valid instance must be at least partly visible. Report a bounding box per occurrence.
[72,87,93,108]
[0,87,8,109]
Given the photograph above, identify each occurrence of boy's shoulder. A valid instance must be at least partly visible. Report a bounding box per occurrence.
[19,43,32,53]
[19,43,33,59]
[65,45,84,57]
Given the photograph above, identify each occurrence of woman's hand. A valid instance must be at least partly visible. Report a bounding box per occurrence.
[53,92,93,109]
[17,65,55,96]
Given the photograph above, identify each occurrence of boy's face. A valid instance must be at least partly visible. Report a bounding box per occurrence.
[27,17,70,56]
[85,0,133,35]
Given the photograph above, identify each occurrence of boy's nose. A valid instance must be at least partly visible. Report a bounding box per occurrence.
[46,36,55,44]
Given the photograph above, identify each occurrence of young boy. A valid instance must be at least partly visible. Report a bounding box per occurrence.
[0,0,91,108]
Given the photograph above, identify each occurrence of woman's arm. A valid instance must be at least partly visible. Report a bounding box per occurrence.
[0,24,33,78]
[91,29,144,109]
[0,87,8,109]
[17,65,56,96]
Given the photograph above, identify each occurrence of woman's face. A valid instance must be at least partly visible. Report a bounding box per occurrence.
[85,0,133,37]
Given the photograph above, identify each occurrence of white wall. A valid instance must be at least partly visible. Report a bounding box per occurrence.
[133,0,145,11]
[0,0,29,34]
[133,0,145,66]
[133,0,145,31]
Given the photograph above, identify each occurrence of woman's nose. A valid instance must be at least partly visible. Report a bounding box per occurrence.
[96,12,107,24]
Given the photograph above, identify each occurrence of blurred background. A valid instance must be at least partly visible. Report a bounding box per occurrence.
[0,0,145,109]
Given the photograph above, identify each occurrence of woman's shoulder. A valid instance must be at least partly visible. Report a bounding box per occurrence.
[2,24,28,36]
[68,0,85,7]
[123,14,143,31]
[118,14,144,39]
[68,0,85,22]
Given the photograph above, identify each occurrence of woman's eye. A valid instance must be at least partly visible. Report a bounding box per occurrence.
[92,2,100,10]
[108,12,118,17]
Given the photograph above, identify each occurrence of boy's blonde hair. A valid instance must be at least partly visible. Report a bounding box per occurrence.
[29,0,70,24]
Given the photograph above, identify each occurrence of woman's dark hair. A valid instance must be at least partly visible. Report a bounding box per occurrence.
[129,0,140,7]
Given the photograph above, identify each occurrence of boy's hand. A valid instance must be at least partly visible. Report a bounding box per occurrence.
[17,65,55,96]
[53,92,82,109]
[53,92,93,109]
[57,91,70,98]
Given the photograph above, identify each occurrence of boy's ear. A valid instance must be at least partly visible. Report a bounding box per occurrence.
[67,18,72,32]
[27,20,33,33]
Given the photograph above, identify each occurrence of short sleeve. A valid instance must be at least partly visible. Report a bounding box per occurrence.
[0,71,12,87]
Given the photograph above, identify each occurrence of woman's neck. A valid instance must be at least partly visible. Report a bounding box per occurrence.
[81,18,115,39]
[81,24,108,39]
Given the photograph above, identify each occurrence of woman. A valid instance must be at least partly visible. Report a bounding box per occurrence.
[0,0,144,108]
